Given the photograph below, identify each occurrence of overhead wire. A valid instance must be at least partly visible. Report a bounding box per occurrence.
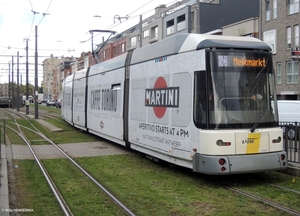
[0,0,52,54]
[37,0,52,26]
[1,0,179,72]
[27,0,37,39]
[82,0,157,44]
[84,0,178,45]
[0,0,53,76]
[27,0,53,39]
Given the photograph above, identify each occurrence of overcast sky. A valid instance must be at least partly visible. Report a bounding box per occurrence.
[0,0,172,85]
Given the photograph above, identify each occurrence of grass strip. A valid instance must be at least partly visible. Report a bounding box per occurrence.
[13,154,292,215]
[12,160,64,215]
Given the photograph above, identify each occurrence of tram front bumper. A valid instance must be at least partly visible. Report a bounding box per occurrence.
[192,151,287,175]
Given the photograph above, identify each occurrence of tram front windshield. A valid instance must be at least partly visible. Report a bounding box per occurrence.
[194,50,279,129]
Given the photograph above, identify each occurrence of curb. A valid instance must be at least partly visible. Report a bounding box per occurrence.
[0,144,9,216]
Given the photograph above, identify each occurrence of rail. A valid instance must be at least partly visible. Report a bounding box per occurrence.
[1,118,299,164]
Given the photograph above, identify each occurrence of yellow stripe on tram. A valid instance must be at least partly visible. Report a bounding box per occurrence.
[246,133,261,154]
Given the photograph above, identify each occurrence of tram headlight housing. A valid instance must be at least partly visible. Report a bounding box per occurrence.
[272,136,281,143]
[216,139,231,146]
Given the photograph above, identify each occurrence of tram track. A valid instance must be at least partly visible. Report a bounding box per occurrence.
[1,108,135,216]
[2,107,299,215]
[210,172,300,216]
[221,184,300,216]
[19,106,63,120]
[268,183,300,195]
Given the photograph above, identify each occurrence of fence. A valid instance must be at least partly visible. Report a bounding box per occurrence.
[280,122,300,164]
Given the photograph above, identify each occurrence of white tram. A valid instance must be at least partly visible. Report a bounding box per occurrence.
[62,33,287,175]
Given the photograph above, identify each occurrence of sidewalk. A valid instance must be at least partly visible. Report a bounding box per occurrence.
[24,113,63,132]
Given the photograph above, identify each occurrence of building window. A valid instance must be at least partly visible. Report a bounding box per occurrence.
[177,14,186,32]
[166,19,175,35]
[121,43,125,53]
[276,62,282,84]
[295,25,300,47]
[273,0,277,19]
[150,26,158,42]
[287,27,292,49]
[263,29,276,53]
[286,61,299,84]
[130,37,136,48]
[190,11,195,30]
[143,29,149,38]
[288,0,299,15]
[266,0,270,21]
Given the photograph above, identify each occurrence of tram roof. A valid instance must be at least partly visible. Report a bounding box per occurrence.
[64,73,75,84]
[84,33,272,76]
[89,53,127,76]
[73,68,89,80]
[131,33,271,64]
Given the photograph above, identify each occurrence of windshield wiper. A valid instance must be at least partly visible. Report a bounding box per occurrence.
[250,100,269,133]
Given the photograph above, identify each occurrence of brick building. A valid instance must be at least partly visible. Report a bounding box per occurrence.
[260,0,300,99]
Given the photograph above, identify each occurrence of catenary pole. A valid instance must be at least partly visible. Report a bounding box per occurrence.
[35,26,38,119]
[17,52,20,111]
[11,56,14,109]
[8,62,10,108]
[25,38,29,114]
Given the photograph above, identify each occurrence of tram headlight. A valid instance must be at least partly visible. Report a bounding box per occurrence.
[216,139,231,146]
[272,136,281,143]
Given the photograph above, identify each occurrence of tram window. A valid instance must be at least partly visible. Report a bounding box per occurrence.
[194,71,207,127]
[111,84,121,112]
[112,84,121,91]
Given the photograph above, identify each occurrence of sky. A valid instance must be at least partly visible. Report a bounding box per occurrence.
[0,0,173,86]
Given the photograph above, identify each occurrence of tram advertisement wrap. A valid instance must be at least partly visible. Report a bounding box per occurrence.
[137,122,189,148]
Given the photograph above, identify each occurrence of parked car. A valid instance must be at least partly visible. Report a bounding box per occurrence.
[29,96,34,103]
[41,98,48,104]
[56,98,62,108]
[277,100,300,140]
[46,99,56,106]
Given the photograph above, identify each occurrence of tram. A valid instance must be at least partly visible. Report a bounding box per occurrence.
[62,33,287,175]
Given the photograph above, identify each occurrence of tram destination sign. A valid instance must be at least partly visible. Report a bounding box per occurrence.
[218,55,266,67]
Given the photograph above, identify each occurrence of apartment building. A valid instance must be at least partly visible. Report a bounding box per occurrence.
[260,0,300,100]
[42,55,74,99]
[0,83,9,96]
[96,0,259,58]
[44,0,260,97]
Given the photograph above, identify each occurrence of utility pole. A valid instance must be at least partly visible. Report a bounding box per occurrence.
[8,62,10,108]
[35,26,38,119]
[25,38,29,114]
[11,56,14,109]
[17,52,20,111]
